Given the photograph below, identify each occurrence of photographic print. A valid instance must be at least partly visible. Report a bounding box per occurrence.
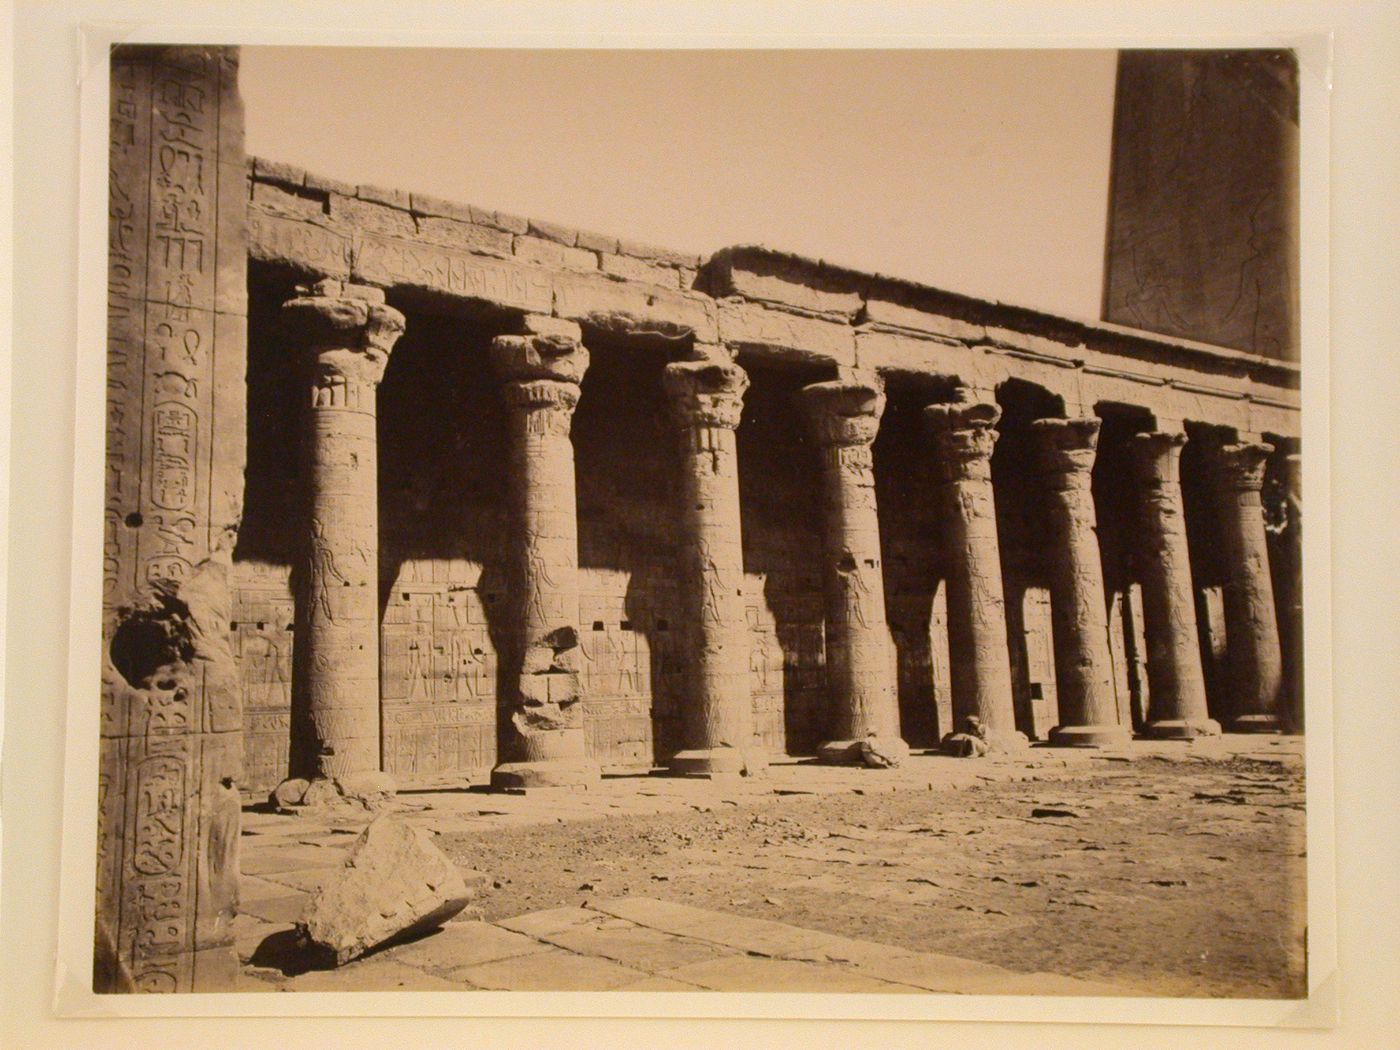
[91,41,1311,1006]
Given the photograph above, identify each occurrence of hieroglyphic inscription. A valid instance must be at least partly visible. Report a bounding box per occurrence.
[99,45,246,994]
[247,208,351,276]
[353,230,553,313]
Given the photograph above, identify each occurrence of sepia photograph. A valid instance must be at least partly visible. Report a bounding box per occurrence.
[91,39,1314,1007]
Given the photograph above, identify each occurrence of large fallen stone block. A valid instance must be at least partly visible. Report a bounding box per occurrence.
[298,815,474,965]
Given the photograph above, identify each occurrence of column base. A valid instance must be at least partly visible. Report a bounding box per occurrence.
[490,758,600,792]
[1144,717,1222,740]
[817,735,911,768]
[1228,713,1283,733]
[666,746,768,781]
[988,729,1031,753]
[1046,724,1133,748]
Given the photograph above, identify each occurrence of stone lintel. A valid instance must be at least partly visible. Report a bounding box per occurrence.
[717,299,856,369]
[248,169,1299,439]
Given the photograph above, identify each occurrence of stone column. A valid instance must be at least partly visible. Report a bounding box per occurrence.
[663,359,765,778]
[924,392,1025,750]
[1031,418,1132,747]
[1212,441,1285,731]
[1281,453,1304,732]
[283,281,405,784]
[490,316,599,789]
[98,44,246,993]
[799,376,908,765]
[1130,432,1221,738]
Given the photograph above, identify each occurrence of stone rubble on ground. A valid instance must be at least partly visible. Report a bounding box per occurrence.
[298,814,476,965]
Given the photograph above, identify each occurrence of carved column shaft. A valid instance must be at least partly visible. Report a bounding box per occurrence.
[98,44,246,993]
[925,395,1022,748]
[285,282,405,782]
[1213,441,1284,731]
[491,317,598,789]
[1032,417,1131,747]
[664,360,762,777]
[800,378,907,764]
[1131,432,1219,738]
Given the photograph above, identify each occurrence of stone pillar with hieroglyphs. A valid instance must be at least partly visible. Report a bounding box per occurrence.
[1031,418,1132,748]
[799,375,909,765]
[491,316,600,789]
[1131,432,1221,739]
[1211,441,1285,732]
[283,281,405,782]
[663,358,766,778]
[924,391,1025,751]
[98,45,247,993]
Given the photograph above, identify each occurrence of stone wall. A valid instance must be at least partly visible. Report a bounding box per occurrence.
[229,157,1301,793]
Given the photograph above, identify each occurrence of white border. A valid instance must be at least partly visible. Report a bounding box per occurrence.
[13,2,1390,1047]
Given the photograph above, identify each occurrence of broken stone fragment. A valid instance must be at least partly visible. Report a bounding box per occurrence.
[270,777,310,809]
[298,815,474,966]
[858,733,910,769]
[272,772,397,814]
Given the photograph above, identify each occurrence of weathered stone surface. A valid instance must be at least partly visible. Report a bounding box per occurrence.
[717,298,855,367]
[514,234,598,273]
[356,183,412,210]
[553,271,717,341]
[1032,418,1132,748]
[248,208,351,278]
[352,230,554,314]
[925,392,1024,751]
[526,218,579,246]
[270,777,309,809]
[407,191,475,223]
[600,251,680,287]
[283,281,406,780]
[710,249,864,320]
[490,316,599,790]
[299,815,473,965]
[616,236,702,268]
[1132,432,1221,739]
[252,180,323,221]
[414,216,513,257]
[97,43,247,995]
[1211,441,1285,731]
[329,192,417,237]
[861,296,988,343]
[858,733,910,768]
[799,375,906,763]
[663,360,765,778]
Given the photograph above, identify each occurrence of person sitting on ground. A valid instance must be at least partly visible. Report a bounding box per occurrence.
[940,715,990,758]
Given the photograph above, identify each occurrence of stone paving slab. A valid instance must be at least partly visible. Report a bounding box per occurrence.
[234,736,1298,994]
[445,947,650,990]
[381,923,553,972]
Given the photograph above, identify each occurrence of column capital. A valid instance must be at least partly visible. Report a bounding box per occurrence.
[491,314,588,386]
[663,359,749,430]
[924,392,1001,474]
[1031,416,1100,476]
[282,279,406,386]
[799,375,885,448]
[1130,430,1188,485]
[1212,441,1275,493]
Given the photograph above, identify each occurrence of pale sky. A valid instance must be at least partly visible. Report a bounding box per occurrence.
[242,47,1118,319]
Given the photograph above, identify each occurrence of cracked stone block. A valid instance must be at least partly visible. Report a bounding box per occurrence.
[298,815,475,965]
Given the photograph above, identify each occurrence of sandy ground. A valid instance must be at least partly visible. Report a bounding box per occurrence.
[440,754,1306,998]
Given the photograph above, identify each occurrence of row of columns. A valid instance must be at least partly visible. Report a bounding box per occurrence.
[282,282,1292,791]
